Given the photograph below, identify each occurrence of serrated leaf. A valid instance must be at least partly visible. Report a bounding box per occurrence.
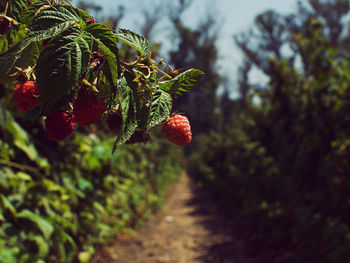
[0,40,40,80]
[17,209,54,240]
[87,23,120,91]
[6,0,28,22]
[158,69,204,96]
[116,28,151,56]
[27,5,85,42]
[147,90,172,129]
[87,23,119,55]
[0,24,27,55]
[21,0,51,25]
[112,77,138,153]
[92,34,118,91]
[36,28,92,110]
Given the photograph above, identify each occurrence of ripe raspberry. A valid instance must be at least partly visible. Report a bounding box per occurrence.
[73,94,106,126]
[106,110,123,135]
[13,81,41,113]
[45,111,75,141]
[86,17,96,25]
[161,114,192,146]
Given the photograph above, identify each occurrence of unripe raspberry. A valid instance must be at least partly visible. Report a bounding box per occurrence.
[106,110,123,135]
[45,111,75,141]
[13,81,41,113]
[161,114,192,146]
[73,94,106,126]
[125,130,151,144]
[0,15,13,36]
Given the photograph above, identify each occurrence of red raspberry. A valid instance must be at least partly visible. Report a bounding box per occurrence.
[86,17,96,25]
[161,114,192,146]
[45,112,75,141]
[73,95,106,126]
[13,81,41,113]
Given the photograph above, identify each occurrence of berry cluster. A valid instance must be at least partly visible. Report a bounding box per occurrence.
[13,81,106,141]
[13,81,193,146]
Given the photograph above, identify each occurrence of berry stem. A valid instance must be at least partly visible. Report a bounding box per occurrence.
[0,159,39,172]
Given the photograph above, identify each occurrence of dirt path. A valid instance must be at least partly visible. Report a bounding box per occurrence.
[90,174,258,263]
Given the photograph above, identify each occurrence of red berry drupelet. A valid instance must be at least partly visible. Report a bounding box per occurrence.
[45,111,76,141]
[73,94,106,126]
[13,81,41,113]
[161,114,192,146]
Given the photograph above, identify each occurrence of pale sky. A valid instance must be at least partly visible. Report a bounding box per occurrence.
[74,0,298,94]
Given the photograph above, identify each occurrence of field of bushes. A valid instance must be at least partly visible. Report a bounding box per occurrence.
[189,16,350,262]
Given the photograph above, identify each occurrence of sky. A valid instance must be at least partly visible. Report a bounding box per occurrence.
[73,0,298,94]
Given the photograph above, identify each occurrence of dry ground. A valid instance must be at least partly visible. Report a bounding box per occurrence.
[90,174,258,263]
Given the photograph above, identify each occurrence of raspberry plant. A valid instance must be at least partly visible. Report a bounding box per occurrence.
[0,0,203,151]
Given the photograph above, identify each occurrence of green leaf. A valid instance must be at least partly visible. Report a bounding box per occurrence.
[87,23,119,55]
[158,69,204,96]
[31,235,49,258]
[116,28,151,56]
[6,0,28,22]
[0,195,17,218]
[88,23,120,88]
[28,5,86,42]
[17,209,54,240]
[21,0,51,25]
[93,37,118,91]
[0,24,27,55]
[37,28,93,110]
[0,40,40,80]
[6,119,39,161]
[112,77,138,152]
[147,90,172,129]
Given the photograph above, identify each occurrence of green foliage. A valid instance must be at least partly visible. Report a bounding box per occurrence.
[0,1,199,262]
[158,69,204,97]
[116,28,151,56]
[147,90,172,129]
[0,105,183,262]
[191,4,350,262]
[0,0,203,147]
[37,28,93,111]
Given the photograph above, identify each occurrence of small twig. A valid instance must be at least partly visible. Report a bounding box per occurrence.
[0,159,39,172]
[154,67,172,79]
[65,0,74,7]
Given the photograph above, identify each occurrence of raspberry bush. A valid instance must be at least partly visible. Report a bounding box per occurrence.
[0,0,203,149]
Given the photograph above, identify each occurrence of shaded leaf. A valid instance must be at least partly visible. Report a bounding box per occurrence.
[87,23,119,55]
[36,28,92,111]
[112,77,138,153]
[0,40,40,79]
[17,209,54,240]
[0,24,27,55]
[6,0,28,22]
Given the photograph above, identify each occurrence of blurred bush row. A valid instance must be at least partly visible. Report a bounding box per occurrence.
[189,17,350,263]
[0,81,183,263]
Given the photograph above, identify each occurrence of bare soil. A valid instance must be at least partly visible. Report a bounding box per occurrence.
[90,174,259,263]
